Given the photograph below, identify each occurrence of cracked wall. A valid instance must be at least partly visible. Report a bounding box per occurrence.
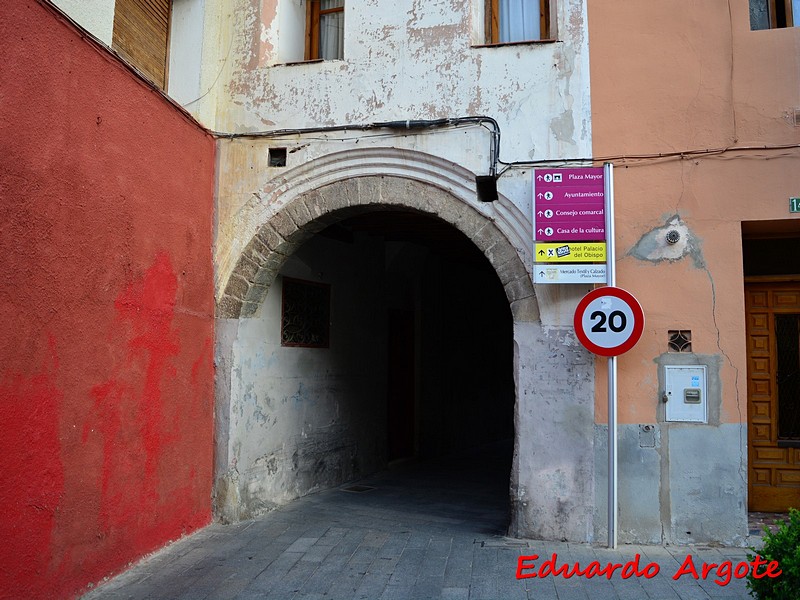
[588,0,800,544]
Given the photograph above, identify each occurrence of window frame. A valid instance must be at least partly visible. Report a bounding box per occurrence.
[484,0,553,44]
[768,0,795,28]
[305,0,344,61]
[751,0,797,29]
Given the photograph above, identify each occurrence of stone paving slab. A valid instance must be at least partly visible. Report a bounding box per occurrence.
[82,454,758,600]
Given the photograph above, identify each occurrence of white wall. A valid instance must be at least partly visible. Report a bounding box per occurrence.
[51,0,116,45]
[169,0,207,104]
[189,0,591,168]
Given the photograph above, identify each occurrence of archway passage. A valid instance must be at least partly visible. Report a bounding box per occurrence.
[220,206,516,524]
[320,210,516,463]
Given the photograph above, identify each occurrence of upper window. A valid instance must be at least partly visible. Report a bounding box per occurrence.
[750,0,799,29]
[306,0,345,60]
[112,0,172,88]
[485,0,552,43]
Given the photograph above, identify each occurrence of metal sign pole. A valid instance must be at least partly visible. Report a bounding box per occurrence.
[604,162,617,549]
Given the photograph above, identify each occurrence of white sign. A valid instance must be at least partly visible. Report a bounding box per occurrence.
[533,264,607,284]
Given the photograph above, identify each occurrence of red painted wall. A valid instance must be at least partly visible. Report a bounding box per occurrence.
[0,2,216,598]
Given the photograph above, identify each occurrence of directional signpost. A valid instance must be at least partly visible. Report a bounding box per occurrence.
[534,168,606,242]
[533,167,607,284]
[531,163,631,549]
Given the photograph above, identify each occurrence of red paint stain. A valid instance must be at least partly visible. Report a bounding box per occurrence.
[191,337,213,387]
[0,337,64,599]
[116,251,179,506]
[94,252,182,540]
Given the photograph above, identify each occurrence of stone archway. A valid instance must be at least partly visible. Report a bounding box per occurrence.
[214,174,596,543]
[216,176,537,321]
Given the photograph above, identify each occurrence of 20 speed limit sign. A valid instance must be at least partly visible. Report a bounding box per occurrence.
[574,287,644,356]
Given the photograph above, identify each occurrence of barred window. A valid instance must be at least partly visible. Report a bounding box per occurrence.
[281,277,331,348]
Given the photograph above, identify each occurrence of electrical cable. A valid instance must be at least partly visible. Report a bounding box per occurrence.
[211,115,502,177]
[210,116,800,181]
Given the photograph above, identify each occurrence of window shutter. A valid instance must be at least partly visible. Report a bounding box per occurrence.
[113,0,171,89]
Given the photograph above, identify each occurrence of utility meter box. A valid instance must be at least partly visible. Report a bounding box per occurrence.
[664,365,707,423]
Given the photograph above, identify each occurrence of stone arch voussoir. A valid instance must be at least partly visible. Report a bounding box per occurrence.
[217,175,536,319]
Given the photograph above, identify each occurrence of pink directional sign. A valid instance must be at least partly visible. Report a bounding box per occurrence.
[534,167,606,242]
[535,168,604,187]
[535,222,606,241]
[535,188,605,206]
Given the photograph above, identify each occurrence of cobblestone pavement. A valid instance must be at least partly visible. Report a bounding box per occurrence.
[83,448,758,600]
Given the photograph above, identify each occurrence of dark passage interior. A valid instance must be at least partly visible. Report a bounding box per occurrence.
[270,208,515,517]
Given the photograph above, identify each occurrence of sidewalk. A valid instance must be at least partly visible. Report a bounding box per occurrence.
[83,451,757,599]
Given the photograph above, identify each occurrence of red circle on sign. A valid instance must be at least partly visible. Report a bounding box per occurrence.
[573,286,645,357]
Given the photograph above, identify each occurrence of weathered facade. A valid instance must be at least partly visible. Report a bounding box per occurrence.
[7,0,800,594]
[203,0,598,542]
[587,0,800,544]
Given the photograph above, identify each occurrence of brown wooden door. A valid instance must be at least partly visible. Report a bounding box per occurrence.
[746,283,800,512]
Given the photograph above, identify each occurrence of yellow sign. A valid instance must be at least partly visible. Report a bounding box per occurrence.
[534,242,607,263]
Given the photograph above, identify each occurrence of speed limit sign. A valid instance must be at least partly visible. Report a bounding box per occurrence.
[574,287,644,356]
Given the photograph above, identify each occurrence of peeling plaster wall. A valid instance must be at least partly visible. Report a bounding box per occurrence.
[510,323,596,541]
[218,234,387,521]
[588,0,800,544]
[214,0,592,142]
[207,0,599,541]
[198,0,592,212]
[205,0,593,328]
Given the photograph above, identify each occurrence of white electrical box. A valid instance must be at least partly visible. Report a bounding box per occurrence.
[664,365,707,423]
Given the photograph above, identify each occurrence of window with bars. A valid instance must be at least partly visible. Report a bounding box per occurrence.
[485,0,553,44]
[306,0,344,60]
[281,277,331,348]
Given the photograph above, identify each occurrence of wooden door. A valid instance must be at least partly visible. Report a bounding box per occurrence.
[746,283,800,512]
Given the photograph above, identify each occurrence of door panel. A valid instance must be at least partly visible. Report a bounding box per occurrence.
[746,283,800,512]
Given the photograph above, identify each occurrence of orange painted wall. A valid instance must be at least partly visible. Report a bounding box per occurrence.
[0,2,216,598]
[587,0,800,424]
